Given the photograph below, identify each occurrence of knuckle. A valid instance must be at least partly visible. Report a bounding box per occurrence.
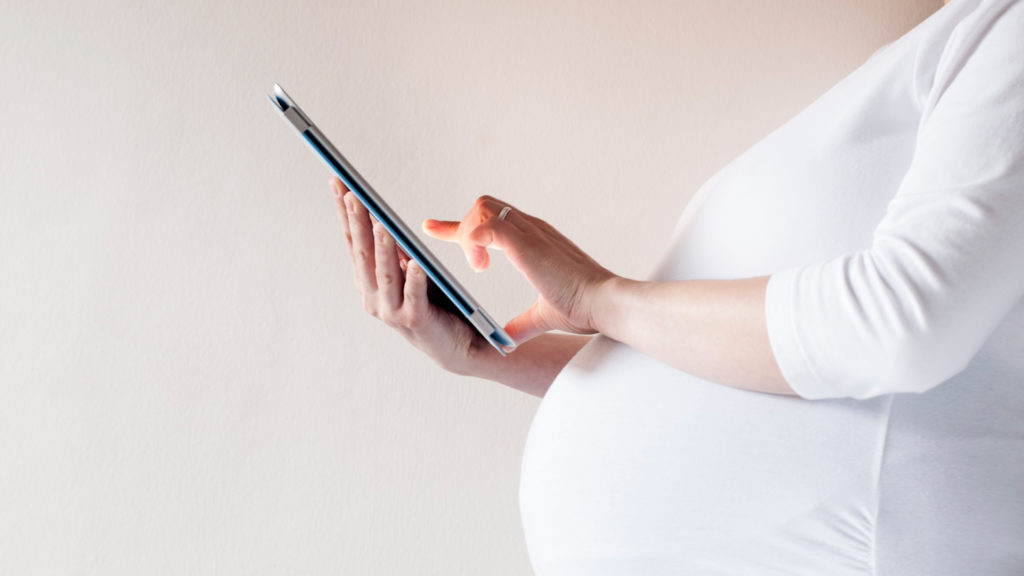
[474,195,498,213]
[404,306,427,328]
[405,314,422,331]
[378,309,398,326]
[356,249,372,265]
[378,273,394,287]
[469,221,493,244]
[362,295,377,316]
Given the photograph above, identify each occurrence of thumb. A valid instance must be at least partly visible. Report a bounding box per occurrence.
[422,219,459,241]
[504,300,550,346]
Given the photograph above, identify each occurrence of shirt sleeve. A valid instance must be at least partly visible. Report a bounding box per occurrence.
[765,0,1024,400]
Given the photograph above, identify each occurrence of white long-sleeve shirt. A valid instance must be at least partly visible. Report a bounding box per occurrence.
[519,1,1024,574]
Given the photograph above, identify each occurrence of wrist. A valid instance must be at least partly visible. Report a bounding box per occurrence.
[442,338,502,379]
[589,275,643,339]
[444,334,591,398]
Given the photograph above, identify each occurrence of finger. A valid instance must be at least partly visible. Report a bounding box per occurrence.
[330,177,349,199]
[331,179,354,254]
[463,197,510,271]
[373,222,403,313]
[345,191,378,294]
[397,249,411,273]
[402,259,429,322]
[466,217,529,268]
[504,300,549,345]
[424,197,527,271]
[422,219,459,241]
[463,223,491,272]
[423,217,491,270]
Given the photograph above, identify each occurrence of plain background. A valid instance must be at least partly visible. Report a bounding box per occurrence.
[1,0,941,573]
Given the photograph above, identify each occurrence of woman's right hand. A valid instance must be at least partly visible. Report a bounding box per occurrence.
[329,178,503,375]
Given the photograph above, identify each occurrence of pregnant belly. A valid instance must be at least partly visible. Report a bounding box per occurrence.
[519,337,891,576]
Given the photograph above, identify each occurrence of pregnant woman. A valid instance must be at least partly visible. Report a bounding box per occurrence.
[330,0,1024,573]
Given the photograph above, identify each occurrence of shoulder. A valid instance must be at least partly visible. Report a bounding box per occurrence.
[920,0,1024,115]
[937,0,1023,71]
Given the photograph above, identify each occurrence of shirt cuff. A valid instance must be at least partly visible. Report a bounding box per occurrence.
[765,267,833,400]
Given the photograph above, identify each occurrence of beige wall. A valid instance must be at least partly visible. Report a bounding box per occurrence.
[0,0,940,573]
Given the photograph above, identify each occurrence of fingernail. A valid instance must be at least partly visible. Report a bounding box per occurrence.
[373,224,383,240]
[332,180,343,198]
[345,196,354,212]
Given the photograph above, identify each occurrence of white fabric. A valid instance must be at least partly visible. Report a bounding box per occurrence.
[519,1,1024,574]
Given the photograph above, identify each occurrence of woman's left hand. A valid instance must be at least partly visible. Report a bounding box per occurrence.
[422,196,617,345]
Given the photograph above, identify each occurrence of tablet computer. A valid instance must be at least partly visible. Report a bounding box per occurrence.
[268,83,515,356]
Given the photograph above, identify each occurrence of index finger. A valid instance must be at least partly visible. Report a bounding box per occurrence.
[422,219,459,241]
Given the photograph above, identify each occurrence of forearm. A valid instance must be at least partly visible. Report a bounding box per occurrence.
[591,276,794,396]
[466,333,593,398]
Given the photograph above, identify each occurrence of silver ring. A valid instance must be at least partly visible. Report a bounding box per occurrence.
[498,206,512,221]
